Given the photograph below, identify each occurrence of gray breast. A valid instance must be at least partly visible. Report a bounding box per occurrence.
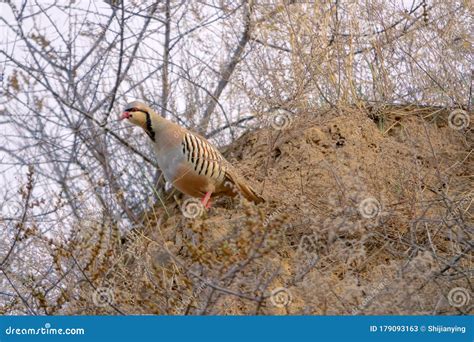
[154,144,186,183]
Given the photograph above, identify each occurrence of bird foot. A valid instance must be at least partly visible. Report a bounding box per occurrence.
[201,191,213,209]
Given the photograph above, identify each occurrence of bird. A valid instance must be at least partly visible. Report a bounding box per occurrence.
[120,101,265,208]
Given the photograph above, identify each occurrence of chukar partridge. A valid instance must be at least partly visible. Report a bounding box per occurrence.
[120,101,264,208]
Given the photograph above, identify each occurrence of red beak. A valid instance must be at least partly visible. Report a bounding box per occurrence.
[120,111,131,120]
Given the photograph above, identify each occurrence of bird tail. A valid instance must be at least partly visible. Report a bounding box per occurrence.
[225,171,265,204]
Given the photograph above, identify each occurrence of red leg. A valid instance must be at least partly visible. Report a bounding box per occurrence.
[201,191,212,209]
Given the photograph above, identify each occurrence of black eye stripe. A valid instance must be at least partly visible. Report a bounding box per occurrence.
[125,107,148,115]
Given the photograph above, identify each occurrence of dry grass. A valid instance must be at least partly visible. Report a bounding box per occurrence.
[1,1,472,317]
[60,105,472,315]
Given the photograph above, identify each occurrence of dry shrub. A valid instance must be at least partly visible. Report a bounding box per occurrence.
[1,1,471,317]
[59,105,472,315]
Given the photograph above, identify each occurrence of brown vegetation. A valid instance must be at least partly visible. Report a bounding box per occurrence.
[0,1,472,316]
[63,105,472,315]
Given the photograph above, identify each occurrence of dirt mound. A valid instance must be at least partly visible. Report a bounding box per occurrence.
[71,106,472,315]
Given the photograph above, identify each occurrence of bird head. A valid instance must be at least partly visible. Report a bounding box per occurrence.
[120,101,158,141]
[120,101,152,128]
